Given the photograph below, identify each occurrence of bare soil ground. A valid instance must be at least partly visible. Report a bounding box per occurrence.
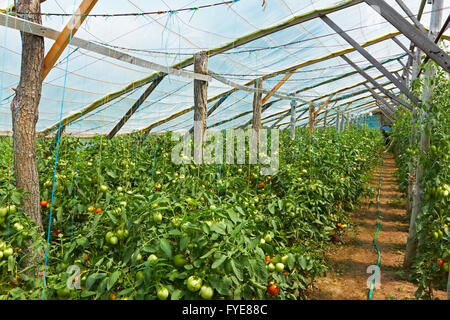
[309,153,447,300]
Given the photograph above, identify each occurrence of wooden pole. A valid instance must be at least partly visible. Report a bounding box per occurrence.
[404,0,443,267]
[11,0,44,233]
[290,100,296,140]
[308,102,316,134]
[336,105,341,132]
[193,51,208,165]
[42,0,98,80]
[251,79,263,155]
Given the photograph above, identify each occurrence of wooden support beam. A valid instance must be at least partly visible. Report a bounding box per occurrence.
[290,100,296,140]
[188,92,232,134]
[405,0,444,268]
[416,14,450,78]
[320,15,420,105]
[391,37,414,59]
[261,67,401,124]
[193,51,208,164]
[364,0,450,73]
[42,0,98,80]
[340,55,414,110]
[251,79,263,152]
[308,102,316,134]
[261,70,294,105]
[34,30,402,135]
[394,0,427,33]
[107,75,165,139]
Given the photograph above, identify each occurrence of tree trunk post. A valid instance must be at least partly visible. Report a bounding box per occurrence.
[404,0,442,267]
[308,102,316,134]
[193,51,208,165]
[11,0,44,232]
[251,79,263,161]
[290,100,296,140]
[323,109,330,130]
[336,105,341,132]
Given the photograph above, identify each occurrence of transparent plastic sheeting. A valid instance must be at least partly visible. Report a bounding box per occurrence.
[0,0,447,135]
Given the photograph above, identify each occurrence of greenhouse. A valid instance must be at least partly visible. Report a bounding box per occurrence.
[0,0,448,301]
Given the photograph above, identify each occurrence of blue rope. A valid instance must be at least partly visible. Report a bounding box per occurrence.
[42,4,77,300]
[368,158,384,300]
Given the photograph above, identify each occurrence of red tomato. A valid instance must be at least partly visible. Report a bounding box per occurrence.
[96,207,102,214]
[258,182,265,188]
[41,200,49,208]
[267,283,280,296]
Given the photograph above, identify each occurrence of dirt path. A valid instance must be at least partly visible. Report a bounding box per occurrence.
[309,153,447,300]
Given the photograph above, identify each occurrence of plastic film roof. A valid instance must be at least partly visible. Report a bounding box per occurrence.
[0,0,449,135]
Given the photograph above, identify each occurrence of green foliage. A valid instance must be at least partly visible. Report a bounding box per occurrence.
[0,126,383,300]
[391,60,449,299]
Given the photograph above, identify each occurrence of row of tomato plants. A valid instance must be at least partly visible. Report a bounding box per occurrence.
[390,62,449,299]
[0,127,383,300]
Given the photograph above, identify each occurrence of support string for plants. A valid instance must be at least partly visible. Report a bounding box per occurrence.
[42,3,77,300]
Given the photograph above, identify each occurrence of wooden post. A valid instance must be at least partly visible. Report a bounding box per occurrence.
[404,0,443,267]
[290,100,296,140]
[250,79,263,163]
[308,102,316,134]
[11,0,44,233]
[42,0,98,80]
[407,48,421,213]
[323,109,330,129]
[193,51,208,165]
[336,105,341,132]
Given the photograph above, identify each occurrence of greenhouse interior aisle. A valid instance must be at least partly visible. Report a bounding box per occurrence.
[310,153,447,300]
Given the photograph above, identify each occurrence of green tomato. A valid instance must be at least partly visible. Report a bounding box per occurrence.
[147,254,158,264]
[3,248,13,257]
[105,231,115,242]
[135,253,143,262]
[433,232,439,240]
[187,276,203,292]
[136,271,144,281]
[174,254,187,268]
[117,186,123,192]
[200,285,214,300]
[109,236,119,246]
[8,205,17,214]
[153,212,163,223]
[267,263,275,272]
[171,217,181,227]
[443,263,449,273]
[264,233,273,243]
[100,185,108,192]
[116,229,125,240]
[281,255,289,265]
[0,251,3,259]
[157,287,169,300]
[0,207,7,217]
[275,263,285,272]
[13,223,23,231]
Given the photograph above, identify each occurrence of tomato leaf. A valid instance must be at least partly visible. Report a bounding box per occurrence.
[107,271,121,291]
[179,236,190,251]
[230,259,243,281]
[160,238,172,258]
[212,255,227,269]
